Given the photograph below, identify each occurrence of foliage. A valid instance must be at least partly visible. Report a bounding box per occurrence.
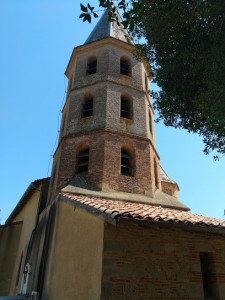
[80,0,225,158]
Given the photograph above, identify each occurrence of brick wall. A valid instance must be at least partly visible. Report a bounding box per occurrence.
[102,222,225,300]
[48,39,160,200]
[48,131,160,199]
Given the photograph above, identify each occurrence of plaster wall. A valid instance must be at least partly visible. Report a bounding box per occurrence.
[0,222,22,296]
[9,189,41,295]
[102,222,225,300]
[42,200,104,300]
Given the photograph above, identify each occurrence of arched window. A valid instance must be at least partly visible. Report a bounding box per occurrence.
[81,97,93,118]
[121,96,132,119]
[76,147,89,174]
[121,148,134,176]
[120,56,131,76]
[86,56,97,75]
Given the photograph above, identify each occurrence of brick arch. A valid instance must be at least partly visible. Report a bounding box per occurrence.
[86,55,97,75]
[120,143,135,177]
[76,142,91,174]
[120,55,131,76]
[81,93,94,118]
[120,93,133,120]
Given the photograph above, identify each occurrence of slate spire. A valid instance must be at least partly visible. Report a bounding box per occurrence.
[85,7,133,44]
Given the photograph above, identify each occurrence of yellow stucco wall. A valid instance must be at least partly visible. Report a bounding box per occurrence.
[42,200,104,300]
[0,222,22,296]
[9,188,41,295]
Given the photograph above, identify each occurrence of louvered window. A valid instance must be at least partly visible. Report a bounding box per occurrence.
[81,98,93,118]
[121,96,132,119]
[76,148,89,174]
[120,58,131,76]
[87,57,97,75]
[121,149,133,176]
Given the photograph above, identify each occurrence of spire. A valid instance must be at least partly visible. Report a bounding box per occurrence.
[85,7,133,45]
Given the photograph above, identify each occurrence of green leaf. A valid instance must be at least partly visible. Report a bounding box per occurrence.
[79,13,86,19]
[80,3,88,12]
[93,12,99,18]
[87,3,94,12]
[86,14,91,23]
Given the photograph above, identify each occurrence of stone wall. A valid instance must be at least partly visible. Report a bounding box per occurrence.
[102,222,225,300]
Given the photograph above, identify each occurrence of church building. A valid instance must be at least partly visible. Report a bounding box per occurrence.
[1,8,225,300]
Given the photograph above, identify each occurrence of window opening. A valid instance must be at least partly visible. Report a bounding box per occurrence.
[120,58,131,76]
[81,98,93,118]
[77,148,89,174]
[145,74,148,91]
[154,159,159,188]
[200,253,213,299]
[149,111,152,134]
[121,96,132,119]
[87,57,97,75]
[121,149,133,176]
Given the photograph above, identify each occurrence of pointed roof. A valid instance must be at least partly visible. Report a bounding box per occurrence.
[85,8,133,45]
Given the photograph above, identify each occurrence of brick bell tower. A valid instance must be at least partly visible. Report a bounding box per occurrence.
[47,8,182,207]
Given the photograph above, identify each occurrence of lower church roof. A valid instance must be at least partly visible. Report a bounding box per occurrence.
[59,192,225,232]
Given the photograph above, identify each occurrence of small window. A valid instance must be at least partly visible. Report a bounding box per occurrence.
[149,111,152,134]
[145,74,148,91]
[76,148,89,174]
[121,149,134,176]
[87,56,97,75]
[81,98,93,118]
[200,253,214,299]
[121,96,132,119]
[154,159,159,188]
[120,57,131,76]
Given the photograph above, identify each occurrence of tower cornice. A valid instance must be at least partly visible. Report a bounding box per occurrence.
[53,129,160,160]
[62,77,154,116]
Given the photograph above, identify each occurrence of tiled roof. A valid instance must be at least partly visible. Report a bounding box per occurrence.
[60,192,225,230]
[85,8,133,45]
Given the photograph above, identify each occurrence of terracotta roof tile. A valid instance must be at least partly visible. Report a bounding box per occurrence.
[60,192,225,230]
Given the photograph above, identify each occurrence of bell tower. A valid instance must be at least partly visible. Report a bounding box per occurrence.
[47,8,179,204]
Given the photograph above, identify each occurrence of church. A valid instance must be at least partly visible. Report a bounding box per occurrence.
[1,7,225,300]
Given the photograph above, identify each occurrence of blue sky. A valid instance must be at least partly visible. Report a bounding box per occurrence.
[0,0,224,223]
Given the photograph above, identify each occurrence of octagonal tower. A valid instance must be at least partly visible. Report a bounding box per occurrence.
[47,8,181,208]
